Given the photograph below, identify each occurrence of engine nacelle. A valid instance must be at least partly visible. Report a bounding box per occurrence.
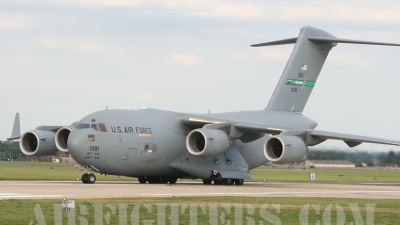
[20,130,58,156]
[186,128,231,157]
[264,135,308,164]
[55,126,72,152]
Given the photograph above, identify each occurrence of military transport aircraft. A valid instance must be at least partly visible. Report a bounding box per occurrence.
[8,27,400,185]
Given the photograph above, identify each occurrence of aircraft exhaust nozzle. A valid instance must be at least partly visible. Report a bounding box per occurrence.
[55,126,72,152]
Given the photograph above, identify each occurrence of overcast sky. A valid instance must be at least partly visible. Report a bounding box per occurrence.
[1,0,400,151]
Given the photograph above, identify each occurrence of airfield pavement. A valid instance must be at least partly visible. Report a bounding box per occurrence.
[0,181,400,200]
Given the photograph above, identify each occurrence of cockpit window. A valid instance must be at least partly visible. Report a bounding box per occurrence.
[80,124,90,129]
[91,124,99,131]
[98,123,107,132]
[75,122,104,131]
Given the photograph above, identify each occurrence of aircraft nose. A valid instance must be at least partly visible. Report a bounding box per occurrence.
[67,130,86,159]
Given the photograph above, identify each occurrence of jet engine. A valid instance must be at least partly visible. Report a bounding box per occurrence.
[20,130,58,156]
[55,126,72,152]
[264,135,308,164]
[186,128,231,157]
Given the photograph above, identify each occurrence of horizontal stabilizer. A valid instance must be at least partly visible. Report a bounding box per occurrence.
[251,36,400,48]
[308,37,400,46]
[251,37,297,47]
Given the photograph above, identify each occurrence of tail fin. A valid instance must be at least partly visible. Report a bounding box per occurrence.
[7,113,21,140]
[252,26,400,113]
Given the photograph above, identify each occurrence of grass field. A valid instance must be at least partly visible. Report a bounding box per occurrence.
[1,197,399,224]
[1,161,400,183]
[1,162,400,224]
[0,161,134,181]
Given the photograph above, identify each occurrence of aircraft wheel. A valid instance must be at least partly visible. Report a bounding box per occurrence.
[148,177,160,184]
[161,177,168,184]
[168,177,177,184]
[213,179,222,185]
[203,179,212,185]
[87,174,96,184]
[234,179,244,185]
[213,173,222,185]
[222,178,234,185]
[138,177,147,184]
[81,174,88,184]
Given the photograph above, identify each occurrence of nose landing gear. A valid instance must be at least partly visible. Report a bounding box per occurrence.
[76,165,99,184]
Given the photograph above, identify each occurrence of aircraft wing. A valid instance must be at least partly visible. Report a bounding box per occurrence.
[182,114,400,147]
[233,121,400,147]
[309,130,400,147]
[233,121,293,135]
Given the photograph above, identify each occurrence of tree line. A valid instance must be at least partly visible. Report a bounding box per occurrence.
[0,141,68,161]
[0,141,25,161]
[308,147,400,167]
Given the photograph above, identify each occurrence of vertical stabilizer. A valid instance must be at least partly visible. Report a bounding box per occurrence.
[253,27,336,113]
[252,26,400,113]
[7,113,21,140]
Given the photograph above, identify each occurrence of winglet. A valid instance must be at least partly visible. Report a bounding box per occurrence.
[7,113,21,140]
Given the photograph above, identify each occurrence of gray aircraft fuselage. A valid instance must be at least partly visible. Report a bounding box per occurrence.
[68,108,316,177]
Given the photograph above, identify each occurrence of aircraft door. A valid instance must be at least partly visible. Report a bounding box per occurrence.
[123,148,137,167]
[98,153,108,162]
[239,147,244,156]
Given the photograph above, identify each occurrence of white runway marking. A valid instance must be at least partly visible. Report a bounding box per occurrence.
[140,190,400,196]
[0,193,66,199]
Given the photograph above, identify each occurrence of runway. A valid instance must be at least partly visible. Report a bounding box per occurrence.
[1,181,400,200]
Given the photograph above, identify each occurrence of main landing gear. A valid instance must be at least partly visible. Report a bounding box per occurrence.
[202,178,244,185]
[138,176,177,184]
[81,173,96,184]
[205,171,244,185]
